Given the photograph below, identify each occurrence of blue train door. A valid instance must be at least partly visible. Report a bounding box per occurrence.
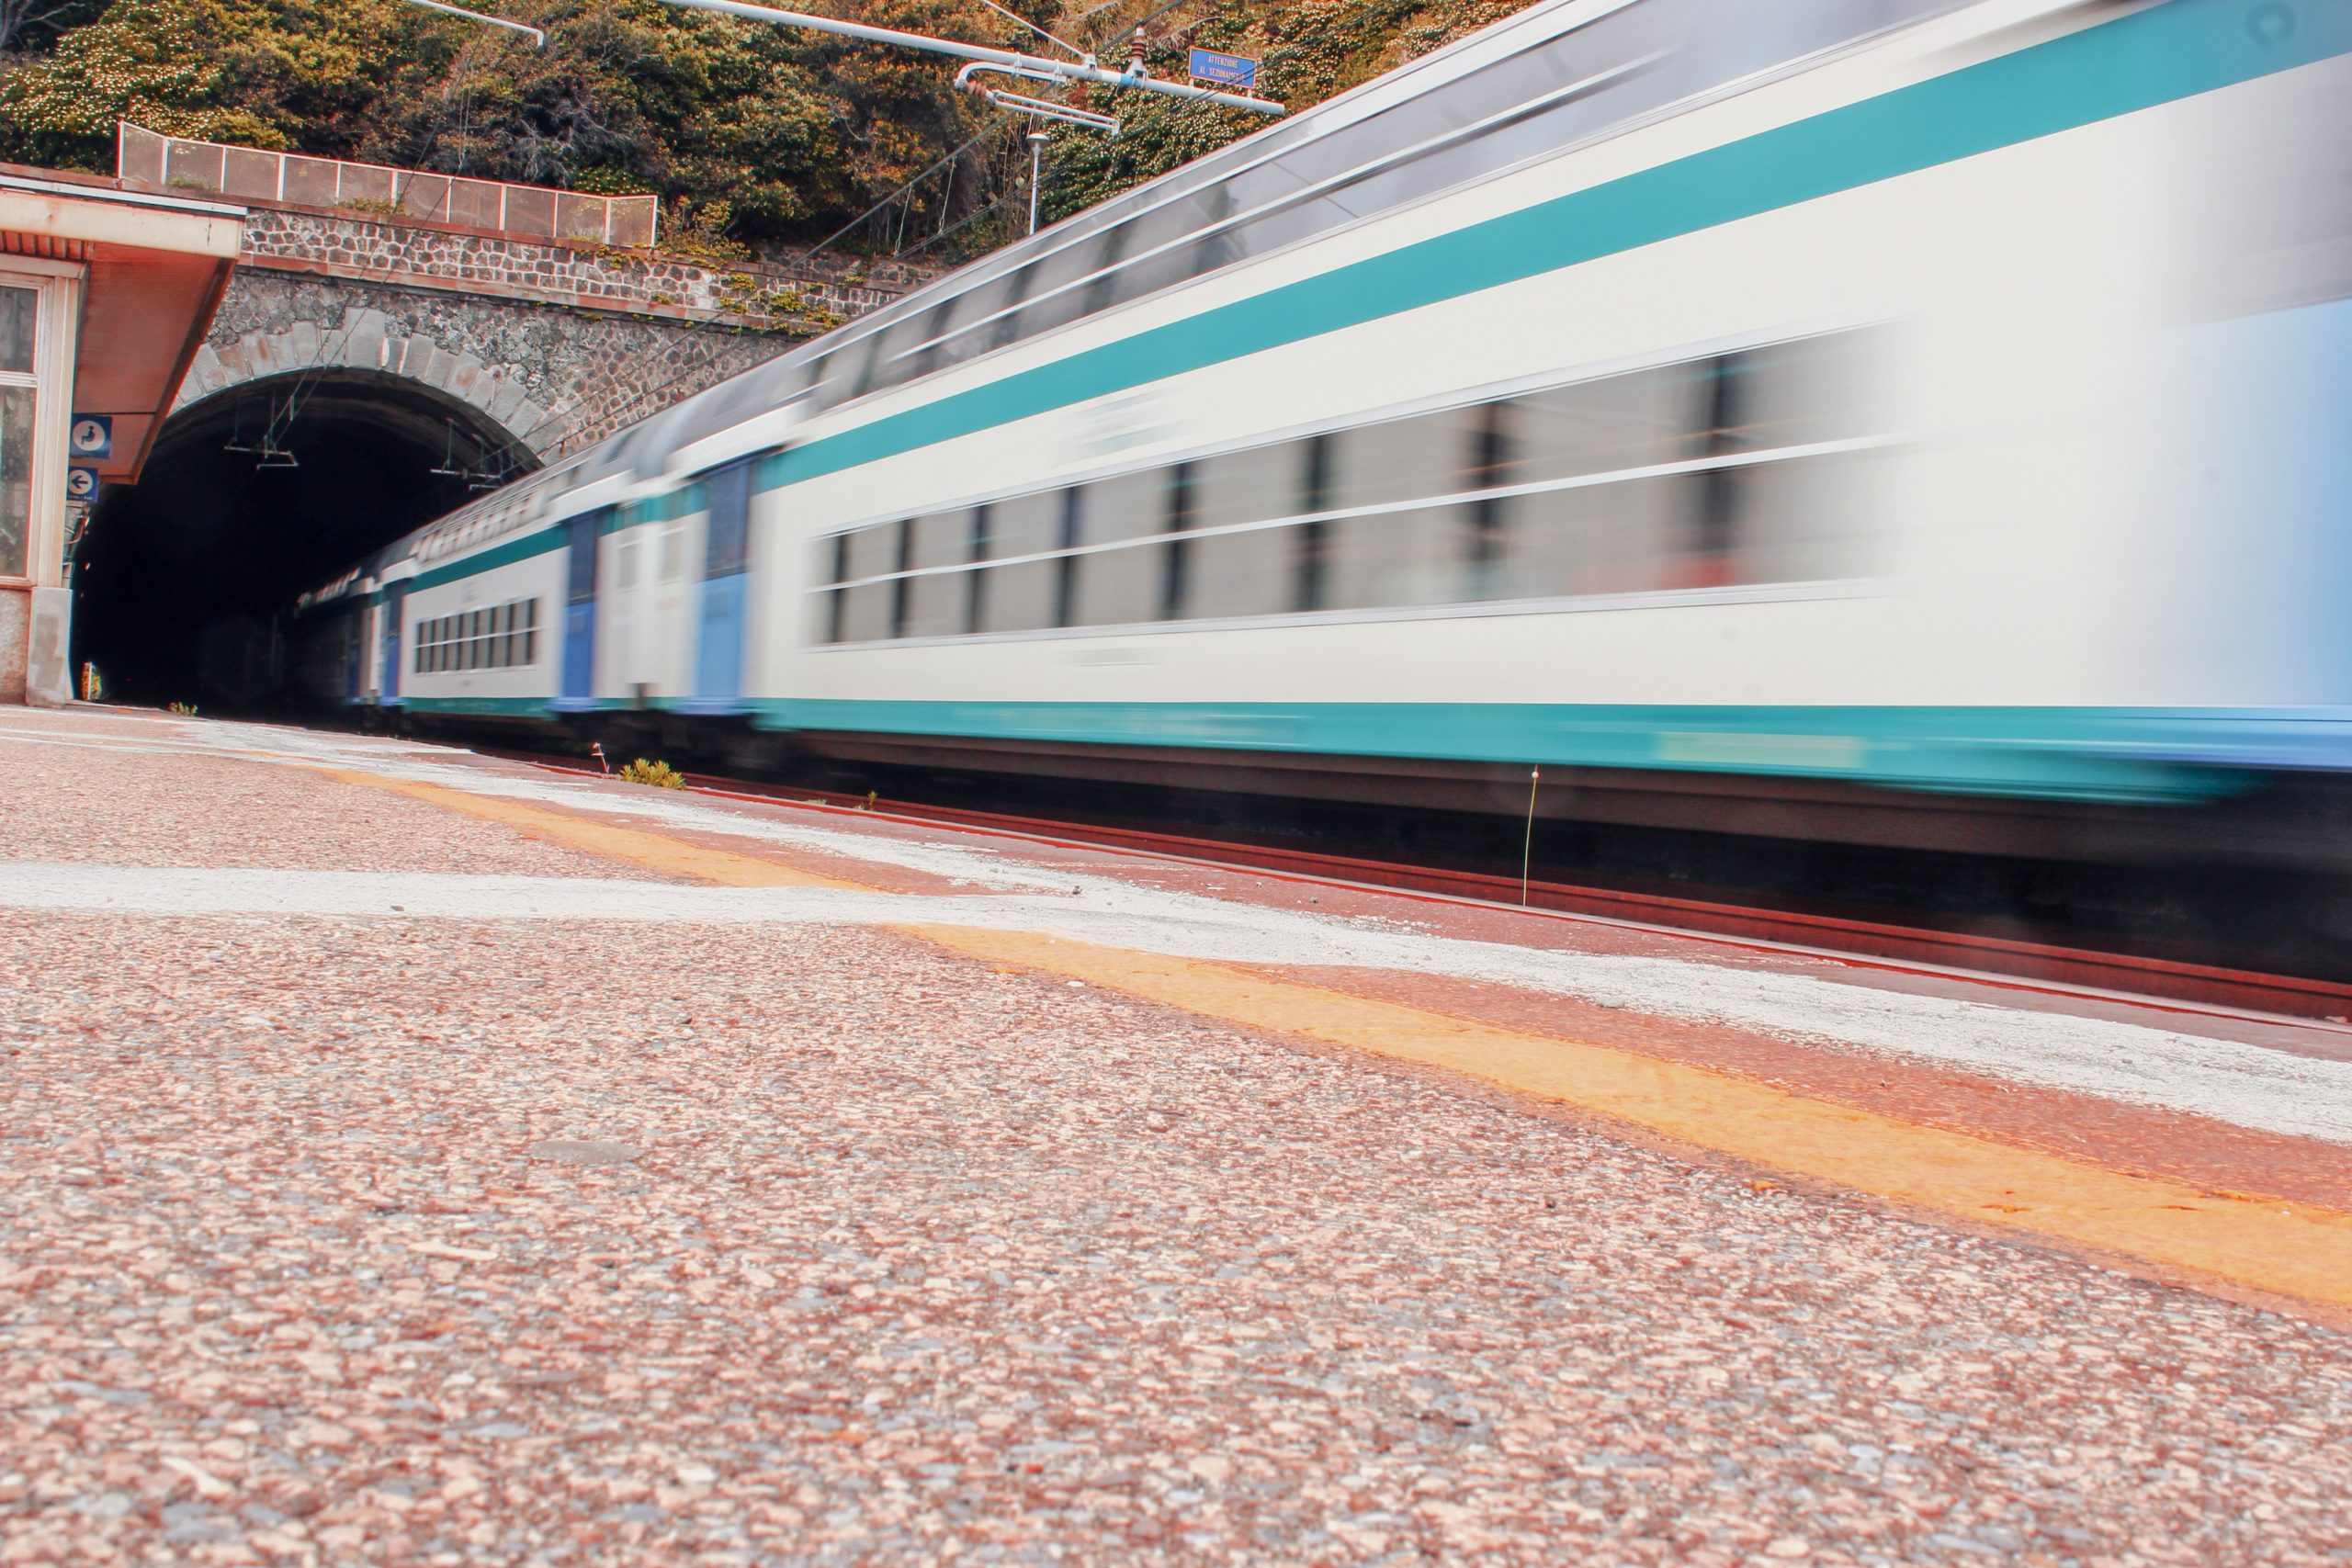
[557,508,605,711]
[378,583,405,704]
[693,460,753,708]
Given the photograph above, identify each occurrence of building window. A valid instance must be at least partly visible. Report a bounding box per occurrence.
[0,285,43,581]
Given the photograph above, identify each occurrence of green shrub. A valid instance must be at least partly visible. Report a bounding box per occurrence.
[619,757,686,789]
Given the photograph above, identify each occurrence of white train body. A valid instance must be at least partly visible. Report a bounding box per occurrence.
[298,0,2352,837]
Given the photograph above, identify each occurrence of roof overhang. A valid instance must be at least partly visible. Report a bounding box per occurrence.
[0,167,244,481]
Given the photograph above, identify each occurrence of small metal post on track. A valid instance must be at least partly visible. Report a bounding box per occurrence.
[1521,767,1540,907]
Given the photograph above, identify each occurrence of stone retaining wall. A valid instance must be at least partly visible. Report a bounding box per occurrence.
[237,207,909,332]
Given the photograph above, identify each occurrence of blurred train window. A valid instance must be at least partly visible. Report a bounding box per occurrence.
[904,512,971,638]
[823,534,850,643]
[965,506,990,633]
[1319,408,1481,609]
[1326,504,1467,612]
[1532,475,1698,597]
[985,262,1038,354]
[856,312,925,399]
[1021,230,1115,342]
[1719,450,1882,586]
[890,518,915,637]
[838,521,902,644]
[413,598,539,671]
[1329,405,1482,511]
[1292,434,1334,612]
[978,490,1060,635]
[704,462,751,578]
[812,327,1881,642]
[1070,468,1168,627]
[1503,363,1705,483]
[840,333,887,402]
[903,294,958,384]
[1178,444,1297,619]
[1708,335,1871,451]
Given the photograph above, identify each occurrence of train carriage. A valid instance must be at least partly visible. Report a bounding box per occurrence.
[293,0,2352,908]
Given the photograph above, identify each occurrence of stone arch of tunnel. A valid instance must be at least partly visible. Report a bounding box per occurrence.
[73,368,537,707]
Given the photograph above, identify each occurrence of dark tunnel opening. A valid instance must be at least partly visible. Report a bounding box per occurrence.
[71,369,537,708]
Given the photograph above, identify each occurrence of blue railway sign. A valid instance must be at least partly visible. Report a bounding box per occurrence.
[1188,47,1259,90]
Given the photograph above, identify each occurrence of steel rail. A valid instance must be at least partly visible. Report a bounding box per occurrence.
[474,744,2352,1024]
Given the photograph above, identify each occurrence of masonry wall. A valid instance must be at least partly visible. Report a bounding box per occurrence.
[179,273,795,457]
[237,208,910,332]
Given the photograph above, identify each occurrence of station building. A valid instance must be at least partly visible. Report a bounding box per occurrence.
[0,167,242,705]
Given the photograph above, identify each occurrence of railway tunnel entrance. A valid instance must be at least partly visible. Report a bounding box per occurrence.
[71,369,535,708]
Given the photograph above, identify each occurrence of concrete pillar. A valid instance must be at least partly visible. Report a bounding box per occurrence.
[0,586,26,704]
[27,585,70,705]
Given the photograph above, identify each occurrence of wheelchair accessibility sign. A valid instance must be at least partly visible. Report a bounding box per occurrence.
[69,414,111,458]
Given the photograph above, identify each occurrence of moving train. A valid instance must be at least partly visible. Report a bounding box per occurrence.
[292,0,2352,909]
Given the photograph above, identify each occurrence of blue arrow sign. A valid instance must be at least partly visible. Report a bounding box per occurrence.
[1188,47,1258,90]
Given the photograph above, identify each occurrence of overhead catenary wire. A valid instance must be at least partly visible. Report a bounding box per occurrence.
[395,0,546,47]
[972,0,1090,61]
[650,0,1284,115]
[803,118,1014,259]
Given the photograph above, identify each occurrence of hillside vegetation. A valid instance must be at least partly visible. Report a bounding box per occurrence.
[0,0,1539,258]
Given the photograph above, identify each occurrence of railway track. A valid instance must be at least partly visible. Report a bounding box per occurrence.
[483,745,2352,1027]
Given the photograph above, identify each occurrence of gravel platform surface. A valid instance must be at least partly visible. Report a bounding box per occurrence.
[6,910,2349,1566]
[0,723,672,882]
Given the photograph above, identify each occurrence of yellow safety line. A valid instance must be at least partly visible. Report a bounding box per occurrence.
[905,925,2352,1314]
[313,768,866,889]
[314,762,2352,1311]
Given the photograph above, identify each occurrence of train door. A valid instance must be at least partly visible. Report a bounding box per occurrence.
[359,601,379,702]
[693,459,753,708]
[378,582,405,704]
[557,508,604,711]
[611,527,644,698]
[648,507,693,698]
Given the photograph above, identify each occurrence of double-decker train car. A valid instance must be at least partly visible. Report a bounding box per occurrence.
[294,0,2352,935]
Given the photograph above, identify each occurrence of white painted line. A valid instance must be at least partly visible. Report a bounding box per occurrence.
[6,856,2351,1146]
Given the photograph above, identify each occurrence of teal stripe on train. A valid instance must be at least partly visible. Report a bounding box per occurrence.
[761,0,2352,495]
[407,527,567,592]
[606,484,707,532]
[741,699,2352,802]
[404,696,558,716]
[407,483,710,592]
